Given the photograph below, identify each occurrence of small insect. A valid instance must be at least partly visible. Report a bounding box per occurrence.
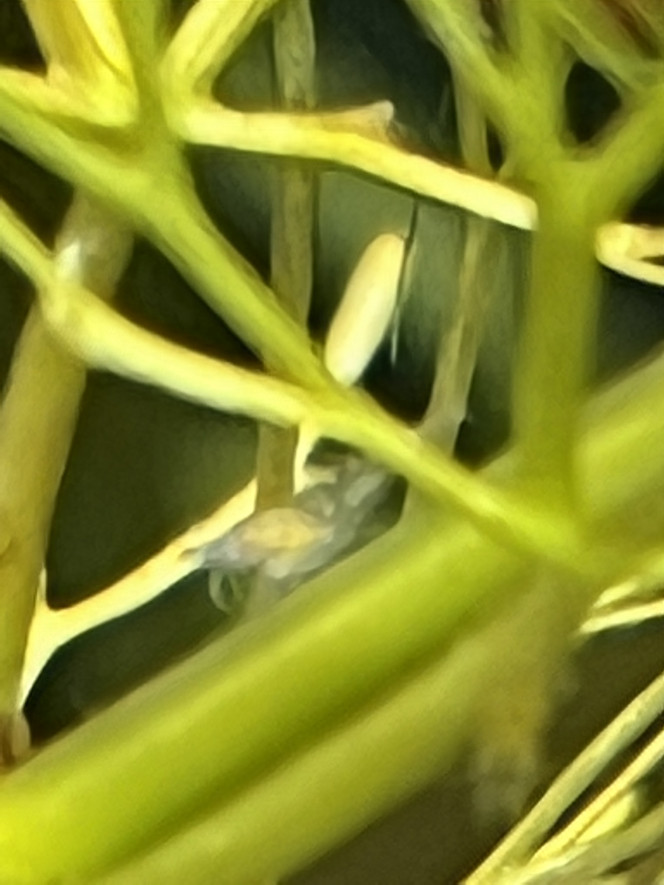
[199,507,335,578]
[190,457,396,609]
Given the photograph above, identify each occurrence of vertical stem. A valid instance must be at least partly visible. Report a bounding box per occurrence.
[419,216,495,453]
[0,197,131,750]
[254,425,298,509]
[419,72,494,453]
[269,164,315,328]
[511,176,600,513]
[255,0,317,512]
[0,308,86,743]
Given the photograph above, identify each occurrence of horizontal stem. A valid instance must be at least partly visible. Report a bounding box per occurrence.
[182,102,536,230]
[180,103,664,287]
[1,66,663,291]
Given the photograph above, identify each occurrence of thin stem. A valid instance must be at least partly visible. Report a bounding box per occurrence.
[591,80,664,222]
[269,162,315,327]
[160,98,664,286]
[255,0,317,512]
[328,395,585,574]
[467,665,664,882]
[0,58,327,390]
[182,102,537,229]
[544,0,663,92]
[507,801,664,883]
[137,169,328,388]
[0,61,661,295]
[254,427,298,510]
[418,75,493,452]
[404,0,514,135]
[0,308,86,724]
[536,718,664,861]
[419,217,496,452]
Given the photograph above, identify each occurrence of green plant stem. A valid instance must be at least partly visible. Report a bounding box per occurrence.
[97,614,511,885]
[254,426,298,509]
[403,0,511,131]
[182,102,536,229]
[124,155,326,389]
[0,69,327,390]
[592,81,664,222]
[419,217,497,453]
[327,393,584,573]
[255,0,317,512]
[0,14,528,237]
[544,0,663,92]
[511,174,600,513]
[269,162,315,328]
[454,74,491,176]
[0,309,85,717]
[0,198,587,576]
[0,5,662,882]
[1,345,664,881]
[0,197,131,738]
[418,76,492,452]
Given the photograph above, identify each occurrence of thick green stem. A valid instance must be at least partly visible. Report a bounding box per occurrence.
[97,609,519,884]
[0,309,85,719]
[0,350,663,880]
[0,198,131,742]
[0,515,530,883]
[100,576,589,885]
[511,176,600,512]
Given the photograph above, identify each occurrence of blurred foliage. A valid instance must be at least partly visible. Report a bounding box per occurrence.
[0,0,662,789]
[3,0,664,882]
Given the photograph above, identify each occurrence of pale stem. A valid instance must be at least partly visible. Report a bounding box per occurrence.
[0,196,131,751]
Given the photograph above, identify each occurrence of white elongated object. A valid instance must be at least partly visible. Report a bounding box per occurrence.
[324,233,406,386]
